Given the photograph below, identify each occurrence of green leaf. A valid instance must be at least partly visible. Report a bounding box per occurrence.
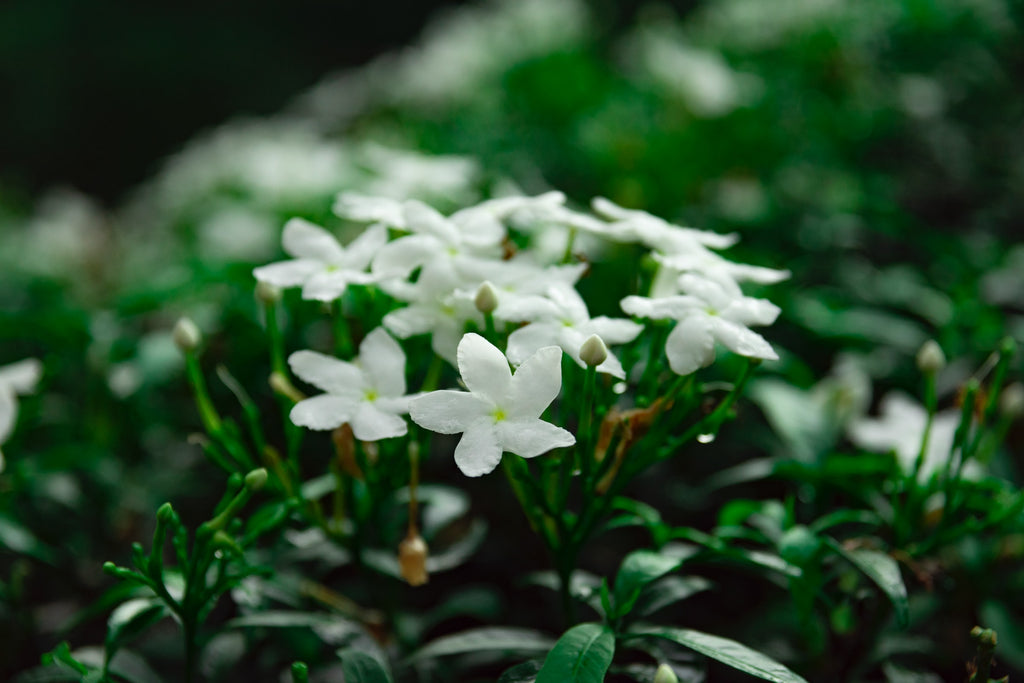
[535,623,615,683]
[498,659,544,683]
[827,540,908,628]
[227,611,349,629]
[338,648,393,683]
[612,550,686,618]
[408,627,555,662]
[635,628,808,683]
[631,575,712,618]
[104,598,170,662]
[979,601,1024,669]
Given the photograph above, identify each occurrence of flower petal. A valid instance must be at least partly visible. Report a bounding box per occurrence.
[372,234,442,279]
[352,403,408,441]
[333,193,405,226]
[0,389,17,444]
[282,218,345,262]
[496,419,575,459]
[708,317,778,360]
[506,323,560,366]
[288,350,362,396]
[410,390,491,434]
[340,223,389,272]
[383,305,439,338]
[253,259,321,288]
[457,333,512,406]
[584,317,643,345]
[300,270,353,302]
[620,295,703,320]
[359,328,406,397]
[509,345,563,419]
[0,359,43,395]
[453,420,503,477]
[664,315,716,375]
[290,395,355,431]
[723,297,781,326]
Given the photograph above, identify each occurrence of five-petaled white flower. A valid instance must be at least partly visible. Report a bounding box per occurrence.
[253,218,386,301]
[621,273,780,376]
[289,328,412,441]
[0,358,43,472]
[409,333,575,477]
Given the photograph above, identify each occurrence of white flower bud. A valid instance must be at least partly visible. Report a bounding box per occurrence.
[255,280,282,304]
[173,318,202,353]
[916,340,945,374]
[1000,382,1024,418]
[579,334,608,368]
[474,281,499,315]
[654,664,679,683]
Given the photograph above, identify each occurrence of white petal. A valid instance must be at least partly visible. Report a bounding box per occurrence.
[0,359,43,394]
[333,193,405,226]
[496,419,575,459]
[383,305,439,338]
[708,317,778,360]
[677,273,735,310]
[453,420,503,477]
[340,223,389,272]
[300,270,353,302]
[509,346,563,419]
[506,323,561,366]
[620,295,703,320]
[451,209,506,249]
[595,353,627,379]
[723,297,781,326]
[410,390,491,434]
[546,283,589,323]
[282,218,345,262]
[0,390,16,444]
[253,259,321,288]
[288,350,362,396]
[403,200,459,244]
[664,316,716,375]
[584,317,643,345]
[359,328,406,397]
[290,395,355,431]
[352,403,407,441]
[372,234,442,279]
[457,333,512,406]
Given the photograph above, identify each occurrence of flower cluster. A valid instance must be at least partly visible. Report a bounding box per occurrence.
[258,191,784,475]
[0,358,42,472]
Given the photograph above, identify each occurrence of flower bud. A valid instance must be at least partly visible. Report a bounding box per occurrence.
[916,340,945,374]
[173,317,201,353]
[398,531,429,586]
[474,281,499,315]
[579,334,608,368]
[255,280,282,305]
[244,468,268,492]
[1000,382,1024,419]
[654,664,679,683]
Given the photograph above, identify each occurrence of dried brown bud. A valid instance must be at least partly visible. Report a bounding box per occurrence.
[399,532,429,587]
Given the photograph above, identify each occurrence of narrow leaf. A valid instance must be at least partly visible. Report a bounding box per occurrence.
[407,627,554,661]
[338,648,393,683]
[535,623,615,683]
[636,628,808,683]
[613,550,685,617]
[827,539,908,628]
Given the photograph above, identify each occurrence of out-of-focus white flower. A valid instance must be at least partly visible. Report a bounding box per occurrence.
[383,285,483,367]
[289,328,412,441]
[622,274,779,375]
[592,196,739,250]
[506,283,642,379]
[410,334,575,477]
[0,358,43,471]
[847,392,981,482]
[253,219,386,302]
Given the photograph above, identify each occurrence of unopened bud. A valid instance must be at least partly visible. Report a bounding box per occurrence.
[474,281,499,315]
[244,468,268,491]
[654,664,679,683]
[255,280,282,305]
[916,340,945,374]
[173,318,201,353]
[156,502,176,524]
[398,532,429,586]
[579,334,608,368]
[1000,382,1024,418]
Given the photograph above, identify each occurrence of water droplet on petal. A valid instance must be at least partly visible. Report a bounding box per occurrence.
[697,433,716,444]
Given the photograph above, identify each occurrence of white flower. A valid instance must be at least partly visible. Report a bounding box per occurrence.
[0,358,43,471]
[253,219,386,302]
[847,392,981,482]
[591,196,740,250]
[506,283,642,379]
[409,333,575,477]
[621,274,779,375]
[289,328,412,441]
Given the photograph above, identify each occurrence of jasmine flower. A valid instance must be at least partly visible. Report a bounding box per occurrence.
[409,333,575,477]
[0,358,43,471]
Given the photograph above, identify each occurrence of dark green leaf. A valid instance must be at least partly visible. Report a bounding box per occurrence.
[635,628,808,683]
[827,540,908,628]
[632,575,712,618]
[613,550,686,618]
[408,627,555,661]
[104,598,170,662]
[227,611,348,629]
[338,648,393,683]
[535,623,615,683]
[498,659,544,683]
